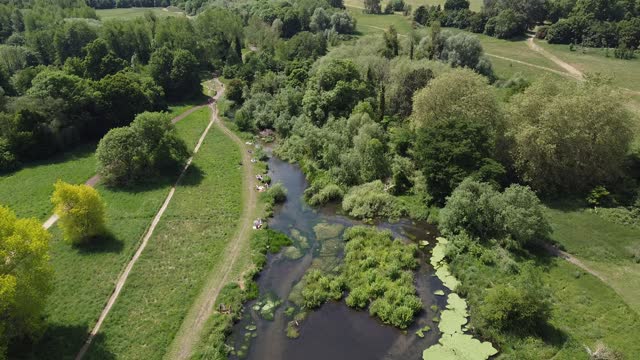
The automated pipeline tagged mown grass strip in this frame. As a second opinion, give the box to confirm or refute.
[0,144,96,220]
[10,106,210,360]
[84,122,243,359]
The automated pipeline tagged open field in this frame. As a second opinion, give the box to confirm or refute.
[9,106,210,359]
[547,205,640,315]
[545,260,640,358]
[96,7,184,20]
[535,40,640,92]
[84,116,243,359]
[0,145,96,220]
[347,8,413,35]
[345,0,483,12]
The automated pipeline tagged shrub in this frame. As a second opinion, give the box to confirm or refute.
[51,180,107,245]
[476,265,551,335]
[265,182,287,204]
[440,179,551,247]
[301,270,344,308]
[342,181,403,219]
[307,183,344,206]
[0,205,52,357]
[96,112,189,187]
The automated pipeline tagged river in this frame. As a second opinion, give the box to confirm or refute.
[229,155,445,360]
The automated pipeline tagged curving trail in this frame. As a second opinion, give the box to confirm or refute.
[74,102,214,360]
[526,37,584,80]
[42,105,206,230]
[166,79,257,360]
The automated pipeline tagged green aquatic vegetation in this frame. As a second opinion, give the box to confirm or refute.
[286,322,300,338]
[423,236,498,360]
[251,229,293,269]
[431,237,459,291]
[313,222,345,241]
[253,295,283,321]
[342,226,421,329]
[434,290,445,296]
[283,246,304,260]
[301,269,345,308]
[290,228,310,250]
[245,324,257,331]
[416,325,431,338]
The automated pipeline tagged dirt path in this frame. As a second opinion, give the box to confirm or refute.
[484,53,576,79]
[74,103,216,360]
[543,243,608,283]
[42,106,206,231]
[166,79,257,360]
[526,37,584,80]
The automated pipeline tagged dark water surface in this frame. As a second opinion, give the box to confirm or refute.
[230,156,445,360]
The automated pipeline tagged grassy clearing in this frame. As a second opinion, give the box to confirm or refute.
[85,118,244,359]
[535,40,640,92]
[347,7,413,35]
[10,107,210,360]
[547,205,640,315]
[545,259,640,359]
[96,7,184,20]
[0,145,96,220]
[344,0,483,12]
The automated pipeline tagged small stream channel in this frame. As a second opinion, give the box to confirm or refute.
[229,155,447,360]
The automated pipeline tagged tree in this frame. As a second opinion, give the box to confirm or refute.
[382,26,400,59]
[53,20,98,64]
[169,49,200,100]
[82,38,127,80]
[411,68,502,132]
[364,0,382,14]
[484,9,527,39]
[444,0,470,10]
[440,179,551,246]
[331,11,357,34]
[51,181,107,245]
[96,112,189,186]
[507,80,633,194]
[477,265,551,335]
[0,205,52,357]
[310,7,331,32]
[413,117,504,204]
[226,78,245,104]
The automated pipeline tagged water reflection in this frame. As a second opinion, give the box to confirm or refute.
[230,156,444,360]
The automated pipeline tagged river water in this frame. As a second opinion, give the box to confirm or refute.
[229,156,445,360]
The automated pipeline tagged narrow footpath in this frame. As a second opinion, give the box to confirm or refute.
[167,79,257,360]
[42,104,206,230]
[74,101,214,360]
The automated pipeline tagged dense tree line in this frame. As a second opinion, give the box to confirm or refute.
[410,0,640,56]
[0,1,245,173]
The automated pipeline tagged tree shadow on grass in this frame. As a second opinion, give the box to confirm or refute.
[102,164,204,193]
[73,232,124,255]
[178,163,205,187]
[9,324,115,360]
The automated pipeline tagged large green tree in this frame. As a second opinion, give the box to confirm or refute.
[0,205,52,357]
[51,180,107,245]
[507,79,633,194]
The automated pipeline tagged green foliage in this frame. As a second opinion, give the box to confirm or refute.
[342,181,403,219]
[440,179,551,247]
[411,68,502,132]
[306,183,344,206]
[51,180,107,245]
[507,80,633,194]
[476,265,551,335]
[251,229,293,270]
[96,112,189,186]
[484,9,527,39]
[0,205,51,358]
[413,116,504,204]
[342,226,421,328]
[301,269,345,308]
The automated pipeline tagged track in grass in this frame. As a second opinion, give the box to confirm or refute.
[166,79,258,360]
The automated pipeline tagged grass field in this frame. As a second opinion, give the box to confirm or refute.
[9,106,210,359]
[535,40,640,92]
[0,145,96,220]
[545,260,640,359]
[345,0,483,12]
[348,8,414,35]
[84,114,244,359]
[96,7,184,20]
[547,205,640,315]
